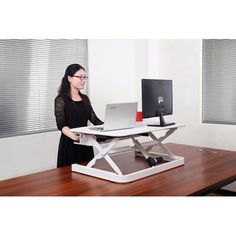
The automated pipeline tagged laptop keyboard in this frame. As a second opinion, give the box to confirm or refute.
[89,123,146,132]
[89,126,104,131]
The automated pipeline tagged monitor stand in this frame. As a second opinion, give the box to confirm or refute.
[147,113,175,127]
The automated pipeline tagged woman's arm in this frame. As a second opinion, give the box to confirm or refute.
[62,126,80,141]
[89,106,104,125]
[54,95,79,141]
[80,93,103,125]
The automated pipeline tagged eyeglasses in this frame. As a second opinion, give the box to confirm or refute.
[73,75,88,81]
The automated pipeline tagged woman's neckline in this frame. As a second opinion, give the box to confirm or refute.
[71,99,83,102]
[68,95,83,102]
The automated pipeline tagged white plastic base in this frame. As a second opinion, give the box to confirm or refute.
[72,155,184,183]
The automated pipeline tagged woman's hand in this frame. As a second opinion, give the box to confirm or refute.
[72,133,80,142]
[62,126,80,141]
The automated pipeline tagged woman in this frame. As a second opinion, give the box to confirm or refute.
[55,64,103,167]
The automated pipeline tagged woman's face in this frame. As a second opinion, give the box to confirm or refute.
[68,69,87,90]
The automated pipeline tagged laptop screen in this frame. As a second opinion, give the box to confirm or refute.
[103,102,138,131]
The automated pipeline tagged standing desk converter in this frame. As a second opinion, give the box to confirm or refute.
[71,124,185,183]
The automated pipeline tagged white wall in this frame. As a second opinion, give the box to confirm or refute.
[0,131,59,180]
[133,40,149,111]
[88,39,137,119]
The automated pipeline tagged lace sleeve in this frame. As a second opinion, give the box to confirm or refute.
[89,106,104,125]
[81,93,104,125]
[54,95,67,130]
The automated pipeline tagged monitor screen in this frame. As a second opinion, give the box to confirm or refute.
[141,79,175,127]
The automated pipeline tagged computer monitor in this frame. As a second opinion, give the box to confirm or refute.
[141,79,175,127]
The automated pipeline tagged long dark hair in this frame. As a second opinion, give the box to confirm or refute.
[59,63,85,95]
[58,64,90,105]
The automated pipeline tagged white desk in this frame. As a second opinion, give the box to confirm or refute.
[71,124,185,183]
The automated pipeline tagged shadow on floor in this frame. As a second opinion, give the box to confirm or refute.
[207,189,236,196]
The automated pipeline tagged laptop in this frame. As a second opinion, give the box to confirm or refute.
[90,102,138,132]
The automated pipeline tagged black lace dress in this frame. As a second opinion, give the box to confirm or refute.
[54,94,103,167]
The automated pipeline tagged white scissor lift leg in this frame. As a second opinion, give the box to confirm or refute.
[72,134,128,182]
[87,137,122,175]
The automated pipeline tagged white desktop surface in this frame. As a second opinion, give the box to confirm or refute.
[71,123,184,137]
